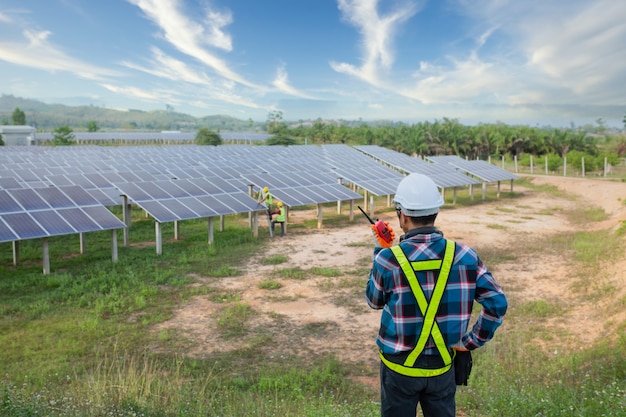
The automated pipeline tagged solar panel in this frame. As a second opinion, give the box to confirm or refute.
[46,174,75,187]
[217,193,256,213]
[114,182,153,202]
[2,212,47,239]
[427,156,519,182]
[178,197,218,217]
[138,200,179,223]
[159,199,201,221]
[153,180,191,198]
[0,190,22,213]
[84,173,113,188]
[65,173,98,188]
[169,180,206,196]
[138,182,173,200]
[355,145,480,188]
[195,195,234,216]
[0,177,22,189]
[56,208,100,233]
[59,186,100,206]
[30,210,76,235]
[0,218,19,243]
[87,188,122,206]
[81,206,124,229]
[35,187,75,208]
[9,188,51,211]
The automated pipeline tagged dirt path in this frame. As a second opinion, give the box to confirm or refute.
[154,174,626,385]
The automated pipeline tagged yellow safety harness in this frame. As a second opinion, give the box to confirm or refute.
[379,239,456,377]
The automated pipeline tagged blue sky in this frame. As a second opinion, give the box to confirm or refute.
[1,0,625,127]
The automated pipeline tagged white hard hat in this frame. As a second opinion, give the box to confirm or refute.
[393,173,443,217]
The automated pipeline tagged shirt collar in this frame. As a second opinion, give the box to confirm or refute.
[399,226,443,242]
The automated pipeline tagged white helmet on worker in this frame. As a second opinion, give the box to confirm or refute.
[393,173,443,217]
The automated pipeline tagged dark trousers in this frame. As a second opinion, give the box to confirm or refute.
[271,220,285,236]
[380,361,456,417]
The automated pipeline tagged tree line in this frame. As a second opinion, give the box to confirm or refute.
[3,102,625,171]
[266,113,626,164]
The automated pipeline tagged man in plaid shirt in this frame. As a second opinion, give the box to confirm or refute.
[366,173,508,417]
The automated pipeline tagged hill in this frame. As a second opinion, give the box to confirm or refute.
[0,94,262,132]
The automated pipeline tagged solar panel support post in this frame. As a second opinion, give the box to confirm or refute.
[482,182,486,201]
[369,194,375,219]
[337,178,343,214]
[156,222,163,256]
[111,229,118,262]
[469,184,474,201]
[510,179,514,193]
[247,184,254,228]
[80,233,86,255]
[220,215,225,232]
[349,199,355,221]
[497,182,501,199]
[208,217,214,245]
[12,241,19,266]
[317,204,323,230]
[252,212,259,237]
[174,221,180,240]
[122,196,131,247]
[42,237,50,275]
[453,187,458,205]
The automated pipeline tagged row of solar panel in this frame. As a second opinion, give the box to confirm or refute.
[426,156,519,182]
[31,132,272,141]
[0,206,126,243]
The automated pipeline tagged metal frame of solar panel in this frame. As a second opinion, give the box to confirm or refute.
[427,155,519,182]
[355,145,480,188]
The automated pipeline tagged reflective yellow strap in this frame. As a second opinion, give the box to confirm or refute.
[410,260,442,271]
[379,350,453,377]
[390,240,455,368]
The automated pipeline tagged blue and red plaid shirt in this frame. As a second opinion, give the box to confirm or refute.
[366,227,507,355]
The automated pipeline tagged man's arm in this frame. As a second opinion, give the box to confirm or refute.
[461,261,508,350]
[365,250,392,309]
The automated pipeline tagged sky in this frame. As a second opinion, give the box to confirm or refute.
[1,0,625,127]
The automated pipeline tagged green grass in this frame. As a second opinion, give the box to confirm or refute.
[1,188,626,416]
[258,279,282,290]
[261,254,288,265]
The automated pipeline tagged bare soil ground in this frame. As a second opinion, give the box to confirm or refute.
[154,175,626,389]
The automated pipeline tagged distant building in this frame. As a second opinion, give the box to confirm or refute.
[0,125,36,146]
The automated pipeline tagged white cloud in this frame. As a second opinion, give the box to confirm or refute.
[0,29,121,80]
[121,47,214,85]
[127,0,262,89]
[101,84,166,102]
[451,0,626,106]
[272,64,315,99]
[331,0,420,85]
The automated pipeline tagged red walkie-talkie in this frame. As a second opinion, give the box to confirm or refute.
[358,206,394,246]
